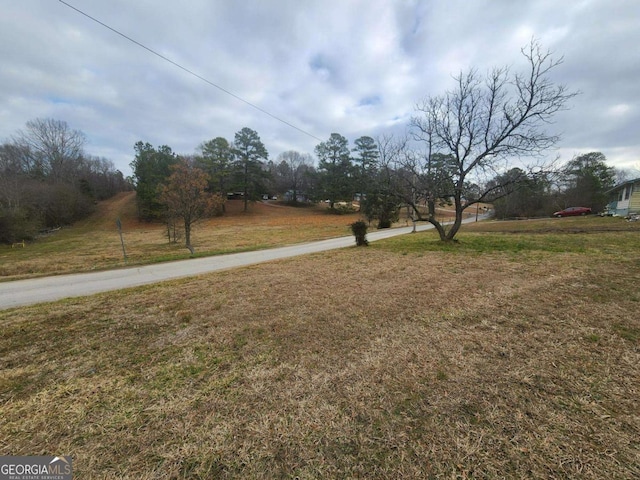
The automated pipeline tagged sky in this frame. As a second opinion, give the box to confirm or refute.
[1,0,639,177]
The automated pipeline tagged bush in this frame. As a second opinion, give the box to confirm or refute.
[362,194,400,229]
[350,220,369,246]
[0,208,40,244]
[36,184,95,228]
[377,218,392,229]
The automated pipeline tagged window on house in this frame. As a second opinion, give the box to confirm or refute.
[624,186,631,200]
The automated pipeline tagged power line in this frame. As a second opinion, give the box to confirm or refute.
[58,0,323,142]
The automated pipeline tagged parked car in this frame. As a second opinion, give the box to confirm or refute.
[553,206,592,217]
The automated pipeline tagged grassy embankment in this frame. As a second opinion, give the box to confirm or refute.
[1,195,639,478]
[0,192,365,280]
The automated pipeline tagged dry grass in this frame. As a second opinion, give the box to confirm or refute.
[0,193,365,280]
[1,219,639,478]
[0,193,461,280]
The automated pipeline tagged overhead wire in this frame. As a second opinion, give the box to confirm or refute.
[58,0,323,142]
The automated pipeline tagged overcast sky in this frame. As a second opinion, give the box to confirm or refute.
[1,0,639,177]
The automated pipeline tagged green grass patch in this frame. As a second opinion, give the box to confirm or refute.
[373,229,639,258]
[613,323,640,343]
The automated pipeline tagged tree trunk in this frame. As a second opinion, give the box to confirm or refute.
[425,198,448,241]
[243,161,249,212]
[184,220,193,254]
[444,195,464,241]
[445,215,463,241]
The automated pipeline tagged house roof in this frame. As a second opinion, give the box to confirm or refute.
[605,177,640,194]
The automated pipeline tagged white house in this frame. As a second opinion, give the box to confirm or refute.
[606,178,640,216]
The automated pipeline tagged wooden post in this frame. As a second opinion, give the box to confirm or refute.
[116,217,127,264]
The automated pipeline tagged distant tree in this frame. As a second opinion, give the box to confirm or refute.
[561,152,615,212]
[613,168,634,186]
[1,120,127,242]
[315,133,354,210]
[343,135,398,227]
[0,144,38,242]
[233,128,269,212]
[159,157,223,253]
[74,155,131,201]
[130,142,178,220]
[36,182,95,227]
[13,118,86,183]
[361,176,401,228]
[490,168,552,218]
[0,143,30,212]
[385,142,462,228]
[274,150,314,203]
[373,134,411,228]
[352,136,379,208]
[405,40,577,241]
[10,119,95,228]
[197,137,234,211]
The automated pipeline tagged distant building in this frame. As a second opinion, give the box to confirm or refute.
[283,191,310,203]
[605,178,640,216]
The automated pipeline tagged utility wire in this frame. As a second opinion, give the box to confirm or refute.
[58,0,323,142]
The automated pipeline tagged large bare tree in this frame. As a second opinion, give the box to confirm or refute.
[275,150,314,203]
[14,118,86,183]
[404,40,577,241]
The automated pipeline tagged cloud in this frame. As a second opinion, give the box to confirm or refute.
[0,0,638,175]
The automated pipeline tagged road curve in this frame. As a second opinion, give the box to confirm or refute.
[0,218,483,310]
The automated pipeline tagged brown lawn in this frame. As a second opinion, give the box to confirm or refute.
[0,193,462,280]
[1,214,639,478]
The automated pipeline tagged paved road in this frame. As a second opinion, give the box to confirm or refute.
[0,218,484,310]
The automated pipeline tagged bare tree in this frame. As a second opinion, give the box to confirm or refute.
[405,40,577,241]
[0,143,30,211]
[275,150,313,202]
[13,118,86,183]
[159,157,223,254]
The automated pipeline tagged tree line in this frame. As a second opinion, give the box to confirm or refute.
[132,92,628,250]
[489,152,623,219]
[134,127,625,252]
[130,125,397,250]
[6,41,632,247]
[0,118,131,243]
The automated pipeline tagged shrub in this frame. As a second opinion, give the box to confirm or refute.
[0,207,40,244]
[350,220,369,246]
[377,218,392,229]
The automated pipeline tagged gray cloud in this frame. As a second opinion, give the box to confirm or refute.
[1,0,638,176]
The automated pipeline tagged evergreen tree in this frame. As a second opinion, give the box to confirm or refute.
[130,142,177,220]
[232,128,269,212]
[315,133,354,210]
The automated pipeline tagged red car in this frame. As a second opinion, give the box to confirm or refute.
[553,206,592,217]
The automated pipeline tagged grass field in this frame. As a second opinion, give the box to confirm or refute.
[1,196,639,478]
[0,192,361,280]
[0,192,461,281]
